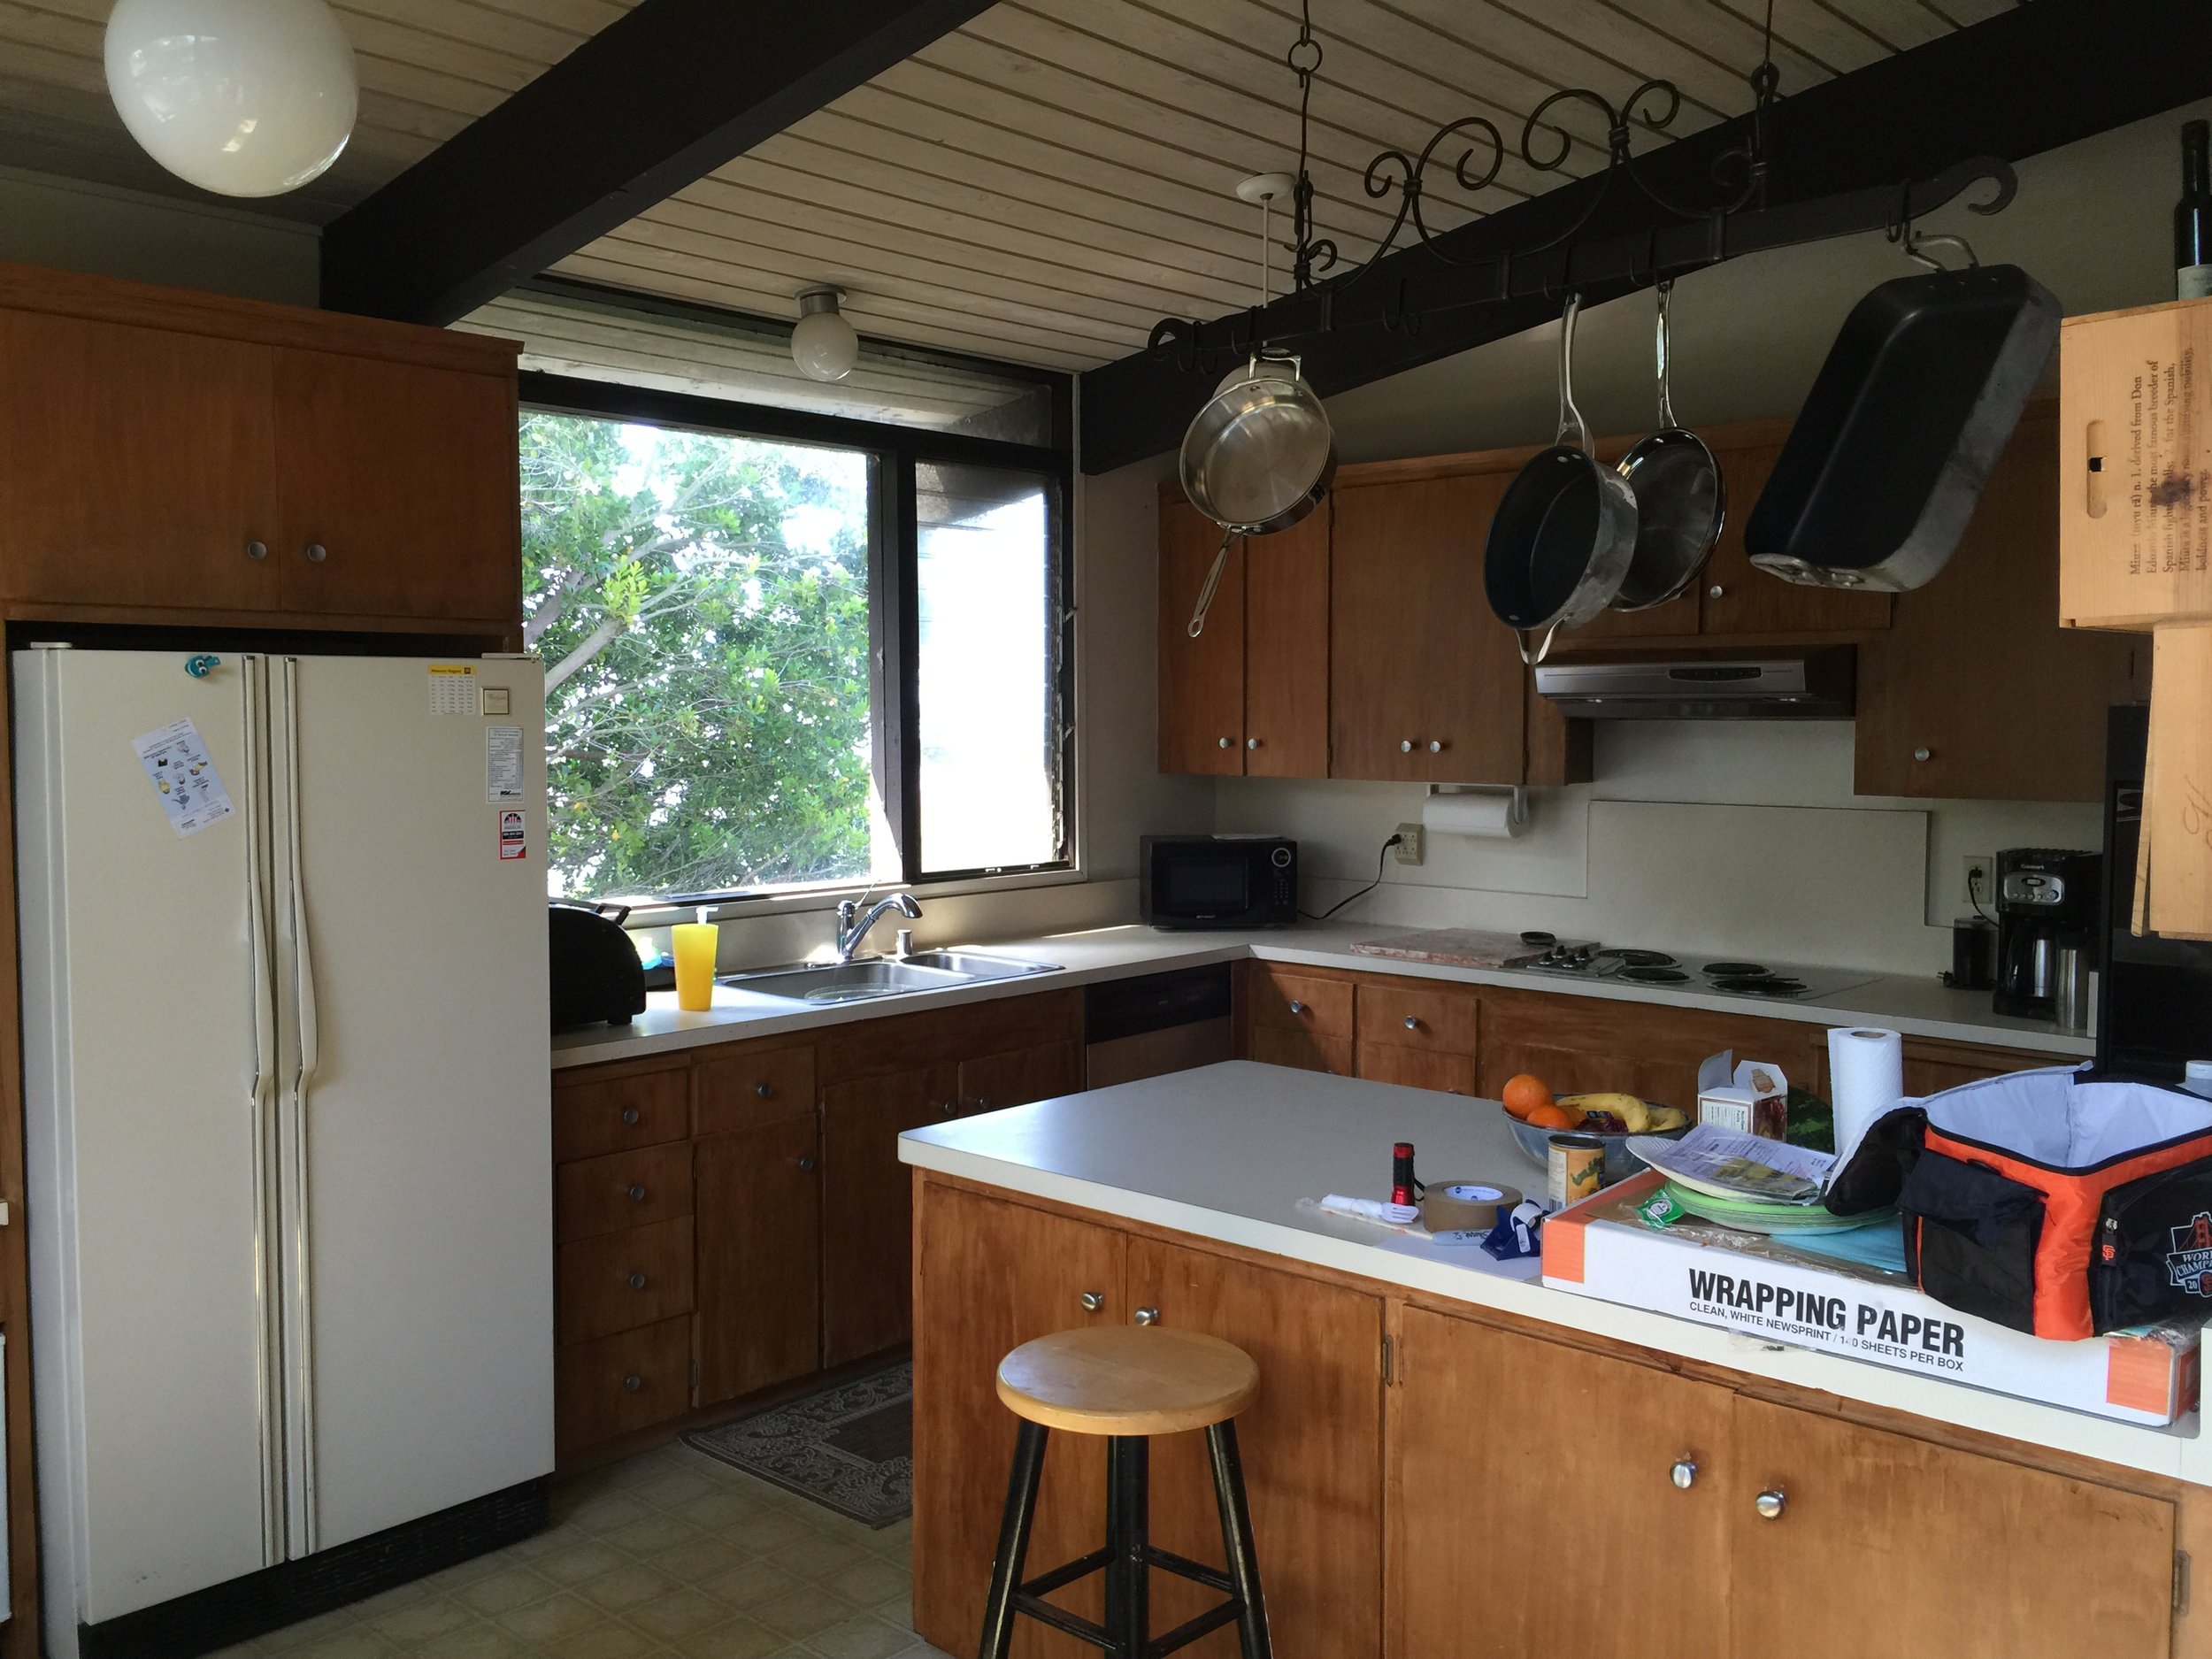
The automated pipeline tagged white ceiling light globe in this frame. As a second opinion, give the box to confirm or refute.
[105,0,359,198]
[791,287,860,383]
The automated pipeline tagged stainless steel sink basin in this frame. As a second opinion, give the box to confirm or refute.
[718,949,1062,1005]
[899,949,1061,981]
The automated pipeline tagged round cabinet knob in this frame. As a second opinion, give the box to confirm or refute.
[1428,740,1444,754]
[1399,739,1415,753]
[619,1106,640,1125]
[622,1374,643,1394]
[940,1101,957,1116]
[1218,736,1233,749]
[1403,1015,1420,1031]
[304,543,328,564]
[1708,584,1724,599]
[626,1184,647,1202]
[1133,1307,1161,1326]
[1246,737,1261,750]
[245,539,268,561]
[754,1081,774,1099]
[1913,746,1932,762]
[1079,1291,1105,1313]
[1288,1000,1307,1016]
[795,1154,817,1172]
[1671,1459,1698,1490]
[973,1096,991,1111]
[626,1271,648,1291]
[1754,1489,1786,1521]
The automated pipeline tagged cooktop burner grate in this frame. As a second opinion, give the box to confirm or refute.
[1617,965,1693,984]
[1710,975,1809,996]
[1703,961,1769,978]
[1595,949,1679,969]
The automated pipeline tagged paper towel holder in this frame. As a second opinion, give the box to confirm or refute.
[1427,784,1529,831]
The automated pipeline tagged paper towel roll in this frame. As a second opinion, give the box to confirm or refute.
[1828,1025,1904,1167]
[1422,790,1527,840]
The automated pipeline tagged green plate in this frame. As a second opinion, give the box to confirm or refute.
[1663,1180,1892,1235]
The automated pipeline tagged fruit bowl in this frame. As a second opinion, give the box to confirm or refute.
[1503,1107,1691,1184]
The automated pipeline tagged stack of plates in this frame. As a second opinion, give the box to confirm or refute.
[1663,1179,1892,1236]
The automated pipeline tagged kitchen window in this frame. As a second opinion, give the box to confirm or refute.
[520,373,1071,907]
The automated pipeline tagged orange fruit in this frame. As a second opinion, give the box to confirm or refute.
[1502,1073,1554,1120]
[1523,1104,1575,1131]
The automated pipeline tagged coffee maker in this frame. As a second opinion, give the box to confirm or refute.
[1993,848,2103,1019]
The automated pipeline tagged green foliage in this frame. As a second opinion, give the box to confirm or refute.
[519,412,878,899]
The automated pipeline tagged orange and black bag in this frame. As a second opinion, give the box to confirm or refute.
[1896,1067,2212,1340]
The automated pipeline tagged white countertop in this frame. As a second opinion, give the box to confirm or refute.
[552,921,2093,1070]
[900,1061,2204,1486]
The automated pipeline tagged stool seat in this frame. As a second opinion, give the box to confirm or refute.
[996,1326,1259,1437]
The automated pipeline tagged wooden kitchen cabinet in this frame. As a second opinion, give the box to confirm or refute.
[0,310,282,613]
[1331,470,1527,783]
[957,1039,1082,1117]
[1694,439,1893,639]
[1126,1236,1385,1659]
[557,1215,695,1347]
[1730,1395,2174,1659]
[1393,1307,1734,1659]
[1801,1030,2052,1102]
[1237,962,1354,1075]
[1157,495,1330,777]
[1353,976,1479,1094]
[913,1183,1126,1656]
[695,1111,822,1404]
[823,1063,961,1367]
[551,1054,688,1164]
[1854,411,2147,802]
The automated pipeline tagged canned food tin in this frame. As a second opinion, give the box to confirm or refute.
[1548,1133,1607,1208]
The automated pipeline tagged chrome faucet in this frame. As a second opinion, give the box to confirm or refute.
[836,893,921,964]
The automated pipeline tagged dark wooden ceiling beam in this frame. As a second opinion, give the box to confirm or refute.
[1078,0,2212,475]
[319,0,997,326]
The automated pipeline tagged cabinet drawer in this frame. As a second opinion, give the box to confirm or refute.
[558,1216,695,1346]
[1248,1025,1353,1076]
[552,1061,688,1164]
[1245,967,1354,1037]
[557,1141,692,1243]
[1356,1042,1477,1095]
[1356,982,1479,1054]
[695,1042,816,1136]
[557,1315,692,1456]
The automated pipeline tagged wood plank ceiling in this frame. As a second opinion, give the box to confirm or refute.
[0,0,2006,372]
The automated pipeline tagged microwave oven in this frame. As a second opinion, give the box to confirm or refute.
[1140,835,1298,930]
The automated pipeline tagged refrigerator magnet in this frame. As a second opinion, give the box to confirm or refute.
[131,718,234,837]
[497,809,527,861]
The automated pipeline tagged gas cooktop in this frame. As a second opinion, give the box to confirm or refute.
[1499,933,1878,1002]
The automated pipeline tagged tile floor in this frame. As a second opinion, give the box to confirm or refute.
[211,1439,952,1659]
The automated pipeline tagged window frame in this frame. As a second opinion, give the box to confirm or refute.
[518,366,1076,909]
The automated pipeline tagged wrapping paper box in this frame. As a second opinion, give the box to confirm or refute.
[1543,1171,2202,1427]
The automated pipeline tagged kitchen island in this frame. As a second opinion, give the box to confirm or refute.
[902,1062,2206,1659]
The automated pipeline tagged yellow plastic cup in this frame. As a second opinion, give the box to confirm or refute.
[672,921,718,1011]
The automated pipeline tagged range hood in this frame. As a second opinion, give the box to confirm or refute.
[1533,649,1855,719]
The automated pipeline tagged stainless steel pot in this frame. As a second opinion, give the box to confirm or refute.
[1613,280,1724,611]
[1178,353,1337,636]
[1483,294,1639,664]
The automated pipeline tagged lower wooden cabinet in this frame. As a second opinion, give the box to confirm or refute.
[557,1216,695,1347]
[556,1315,693,1458]
[823,1063,963,1368]
[695,1112,821,1405]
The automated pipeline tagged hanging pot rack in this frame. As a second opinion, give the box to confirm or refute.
[1146,4,2023,377]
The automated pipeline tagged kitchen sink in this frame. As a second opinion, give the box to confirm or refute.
[718,950,1062,1005]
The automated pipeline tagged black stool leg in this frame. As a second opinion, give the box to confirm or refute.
[1103,1434,1151,1659]
[979,1420,1049,1659]
[1205,1421,1272,1659]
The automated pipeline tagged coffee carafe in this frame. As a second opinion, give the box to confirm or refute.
[1993,848,2102,1019]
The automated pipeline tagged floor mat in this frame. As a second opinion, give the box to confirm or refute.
[684,1362,912,1529]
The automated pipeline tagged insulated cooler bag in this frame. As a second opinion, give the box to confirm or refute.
[1897,1067,2212,1340]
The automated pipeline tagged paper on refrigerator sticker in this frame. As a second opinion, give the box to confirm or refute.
[497,810,527,861]
[485,726,525,803]
[427,664,478,715]
[131,718,234,837]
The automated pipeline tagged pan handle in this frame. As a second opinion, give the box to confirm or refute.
[1187,529,1236,638]
[1654,280,1677,431]
[1555,292,1590,454]
[1517,623,1562,666]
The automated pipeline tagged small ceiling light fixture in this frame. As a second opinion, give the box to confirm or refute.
[791,285,860,382]
[105,0,358,197]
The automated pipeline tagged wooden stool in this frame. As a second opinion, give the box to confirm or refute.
[979,1325,1271,1659]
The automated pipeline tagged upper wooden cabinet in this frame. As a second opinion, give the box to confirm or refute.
[0,261,520,634]
[1854,411,2147,801]
[1331,469,1528,783]
[1157,496,1329,777]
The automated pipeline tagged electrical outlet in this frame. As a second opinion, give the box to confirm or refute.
[1962,854,1993,909]
[1394,823,1425,866]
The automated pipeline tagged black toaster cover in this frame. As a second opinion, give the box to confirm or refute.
[549,902,648,1031]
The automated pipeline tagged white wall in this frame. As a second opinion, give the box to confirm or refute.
[0,165,318,303]
[1194,103,2212,975]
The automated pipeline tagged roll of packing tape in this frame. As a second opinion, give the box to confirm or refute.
[1423,1181,1522,1232]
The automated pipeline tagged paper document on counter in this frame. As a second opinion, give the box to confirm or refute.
[1629,1125,1835,1205]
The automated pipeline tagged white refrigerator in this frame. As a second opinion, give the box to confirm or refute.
[14,648,553,1652]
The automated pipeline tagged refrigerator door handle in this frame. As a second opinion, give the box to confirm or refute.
[241,655,285,1564]
[280,657,320,1554]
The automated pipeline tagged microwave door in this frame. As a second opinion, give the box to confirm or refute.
[1160,854,1251,920]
